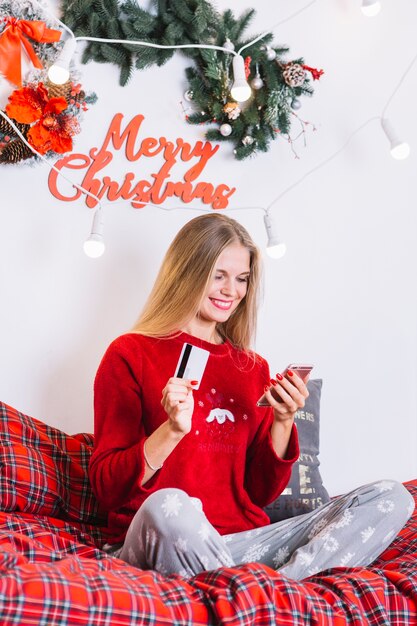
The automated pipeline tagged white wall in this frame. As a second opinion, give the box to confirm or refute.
[0,0,416,496]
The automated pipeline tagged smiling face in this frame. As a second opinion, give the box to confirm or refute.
[184,242,251,342]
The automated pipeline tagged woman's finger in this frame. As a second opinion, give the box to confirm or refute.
[264,378,305,412]
[276,371,309,400]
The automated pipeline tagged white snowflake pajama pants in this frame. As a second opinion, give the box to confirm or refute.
[116,480,414,580]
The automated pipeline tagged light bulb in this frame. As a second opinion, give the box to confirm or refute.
[266,242,287,259]
[380,118,410,161]
[361,0,381,16]
[230,55,252,103]
[47,64,70,85]
[47,37,77,85]
[263,212,286,259]
[84,236,105,258]
[84,209,105,258]
[390,142,410,160]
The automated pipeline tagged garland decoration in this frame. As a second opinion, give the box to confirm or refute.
[0,1,96,165]
[61,0,323,160]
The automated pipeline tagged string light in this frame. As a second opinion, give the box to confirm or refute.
[45,33,254,109]
[4,0,415,259]
[84,209,105,258]
[47,37,77,84]
[0,111,103,259]
[361,0,382,17]
[380,118,410,160]
[263,212,287,259]
[230,55,252,102]
[47,34,238,85]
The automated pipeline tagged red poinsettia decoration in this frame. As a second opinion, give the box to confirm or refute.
[5,82,79,154]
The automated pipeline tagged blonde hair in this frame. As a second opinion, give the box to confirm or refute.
[132,213,262,350]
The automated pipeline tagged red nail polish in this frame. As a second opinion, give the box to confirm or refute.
[287,370,294,377]
[190,380,199,386]
[275,373,283,381]
[269,378,276,385]
[264,384,269,392]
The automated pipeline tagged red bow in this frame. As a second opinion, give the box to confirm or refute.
[0,17,61,86]
[302,65,324,81]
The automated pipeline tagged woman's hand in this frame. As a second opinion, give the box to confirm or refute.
[263,370,309,423]
[161,377,196,435]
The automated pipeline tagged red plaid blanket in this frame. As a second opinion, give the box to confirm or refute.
[0,481,416,625]
[0,402,416,624]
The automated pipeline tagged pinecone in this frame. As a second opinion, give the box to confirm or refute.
[46,80,72,102]
[282,63,306,88]
[73,89,86,105]
[0,139,34,163]
[0,114,29,137]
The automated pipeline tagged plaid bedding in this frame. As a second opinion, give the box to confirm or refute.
[0,403,106,526]
[0,483,416,625]
[0,401,416,625]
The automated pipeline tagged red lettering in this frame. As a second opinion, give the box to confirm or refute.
[211,184,237,210]
[49,113,236,211]
[100,113,145,161]
[48,154,90,201]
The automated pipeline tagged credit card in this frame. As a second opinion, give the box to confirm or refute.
[174,343,210,390]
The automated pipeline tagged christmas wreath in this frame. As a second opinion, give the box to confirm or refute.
[62,0,323,160]
[0,0,96,165]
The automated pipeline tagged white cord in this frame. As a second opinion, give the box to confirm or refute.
[5,1,416,228]
[267,117,380,210]
[0,110,102,209]
[382,49,417,118]
[31,0,75,38]
[74,36,237,57]
[33,0,317,60]
[237,0,318,55]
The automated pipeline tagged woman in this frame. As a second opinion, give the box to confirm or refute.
[90,213,414,579]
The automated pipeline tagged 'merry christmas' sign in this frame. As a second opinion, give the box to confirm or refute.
[48,113,236,210]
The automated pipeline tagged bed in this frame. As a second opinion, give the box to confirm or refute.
[0,399,416,625]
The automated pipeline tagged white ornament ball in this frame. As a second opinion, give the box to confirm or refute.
[251,76,264,90]
[184,89,194,102]
[291,98,302,110]
[220,123,232,137]
[266,47,276,61]
[223,39,235,51]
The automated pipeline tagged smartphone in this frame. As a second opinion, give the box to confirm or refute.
[256,363,314,407]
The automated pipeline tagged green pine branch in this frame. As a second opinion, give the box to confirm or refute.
[60,0,318,160]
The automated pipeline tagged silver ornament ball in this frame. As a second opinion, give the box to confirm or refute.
[220,123,232,137]
[223,39,235,51]
[184,89,194,102]
[291,98,302,110]
[242,135,254,146]
[266,47,276,61]
[251,76,264,90]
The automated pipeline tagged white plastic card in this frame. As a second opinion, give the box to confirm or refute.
[174,343,210,389]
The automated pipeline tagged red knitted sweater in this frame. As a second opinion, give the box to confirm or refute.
[89,332,299,544]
